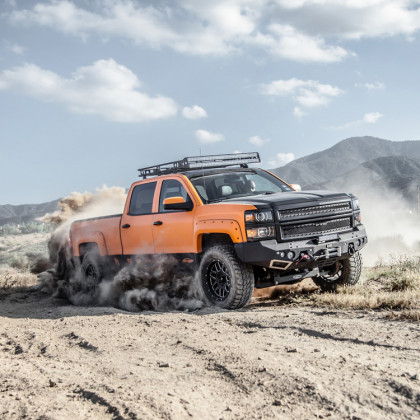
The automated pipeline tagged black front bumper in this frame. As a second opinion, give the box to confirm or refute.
[234,226,367,270]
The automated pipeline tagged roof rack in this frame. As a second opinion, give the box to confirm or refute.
[138,152,260,178]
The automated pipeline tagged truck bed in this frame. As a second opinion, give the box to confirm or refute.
[71,214,123,257]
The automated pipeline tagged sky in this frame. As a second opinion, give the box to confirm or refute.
[1,0,420,205]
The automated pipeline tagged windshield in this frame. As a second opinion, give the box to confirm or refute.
[190,170,293,203]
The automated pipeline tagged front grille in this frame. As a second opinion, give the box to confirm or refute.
[279,201,351,220]
[281,217,352,239]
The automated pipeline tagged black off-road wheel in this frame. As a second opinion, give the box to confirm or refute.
[80,253,103,293]
[313,252,362,292]
[199,245,255,309]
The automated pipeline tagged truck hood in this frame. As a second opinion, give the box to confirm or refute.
[220,190,353,208]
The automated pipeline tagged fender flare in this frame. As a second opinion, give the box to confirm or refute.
[75,231,108,257]
[194,219,244,253]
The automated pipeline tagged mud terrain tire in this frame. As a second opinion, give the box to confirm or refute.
[199,245,255,309]
[313,252,362,292]
[80,253,103,292]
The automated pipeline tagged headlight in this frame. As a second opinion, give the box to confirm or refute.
[245,210,275,241]
[352,199,361,225]
[245,210,273,223]
[246,226,275,240]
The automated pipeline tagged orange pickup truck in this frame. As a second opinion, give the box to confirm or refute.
[70,152,367,309]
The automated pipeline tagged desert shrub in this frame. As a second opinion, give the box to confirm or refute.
[0,222,54,236]
[0,267,38,295]
[9,255,30,271]
[259,255,420,321]
[19,222,42,234]
[0,224,20,235]
[368,255,420,291]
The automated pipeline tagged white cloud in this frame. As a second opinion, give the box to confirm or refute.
[330,111,384,130]
[7,0,352,62]
[261,78,343,116]
[252,24,351,63]
[9,1,420,62]
[293,107,306,119]
[8,43,25,55]
[363,111,383,123]
[195,129,225,145]
[0,59,178,122]
[249,135,269,147]
[356,81,385,90]
[9,0,242,56]
[268,152,295,168]
[182,105,207,119]
[273,0,420,40]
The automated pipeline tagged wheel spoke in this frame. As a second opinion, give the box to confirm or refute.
[206,259,231,300]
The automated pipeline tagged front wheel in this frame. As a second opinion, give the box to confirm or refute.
[199,245,255,309]
[313,252,362,292]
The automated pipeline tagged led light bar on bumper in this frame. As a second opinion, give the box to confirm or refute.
[245,210,275,241]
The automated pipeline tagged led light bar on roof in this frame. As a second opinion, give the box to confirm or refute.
[138,152,260,178]
[186,152,260,168]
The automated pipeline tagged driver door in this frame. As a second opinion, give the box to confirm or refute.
[153,178,196,254]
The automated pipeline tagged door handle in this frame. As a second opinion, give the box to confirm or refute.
[153,221,163,226]
[122,224,131,228]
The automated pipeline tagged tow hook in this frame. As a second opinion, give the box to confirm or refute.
[348,243,355,255]
[298,253,312,263]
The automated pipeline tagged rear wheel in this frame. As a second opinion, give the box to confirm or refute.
[80,253,103,292]
[199,245,254,309]
[313,252,362,292]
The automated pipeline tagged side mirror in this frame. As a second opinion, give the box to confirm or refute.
[163,196,193,211]
[290,184,302,192]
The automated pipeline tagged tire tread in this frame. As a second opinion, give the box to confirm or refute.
[200,245,254,309]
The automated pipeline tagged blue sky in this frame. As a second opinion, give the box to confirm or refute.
[1,0,420,204]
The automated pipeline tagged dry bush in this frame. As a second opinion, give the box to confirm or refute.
[9,255,30,271]
[309,255,420,321]
[368,255,420,291]
[0,267,38,297]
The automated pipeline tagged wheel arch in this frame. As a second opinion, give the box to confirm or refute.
[75,231,108,258]
[79,242,101,260]
[195,219,245,253]
[201,233,234,253]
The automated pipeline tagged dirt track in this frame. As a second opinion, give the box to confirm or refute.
[0,286,419,420]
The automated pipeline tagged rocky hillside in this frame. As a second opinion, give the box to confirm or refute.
[0,199,60,226]
[272,136,420,205]
[272,136,420,187]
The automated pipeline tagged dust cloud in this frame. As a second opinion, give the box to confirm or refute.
[328,181,420,266]
[38,186,205,312]
[41,186,126,266]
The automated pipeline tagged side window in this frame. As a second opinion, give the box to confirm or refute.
[159,179,192,212]
[129,182,157,215]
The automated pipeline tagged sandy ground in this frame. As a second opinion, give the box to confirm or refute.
[0,282,419,420]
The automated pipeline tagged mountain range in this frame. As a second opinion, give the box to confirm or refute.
[272,136,420,205]
[1,136,420,226]
[0,199,60,226]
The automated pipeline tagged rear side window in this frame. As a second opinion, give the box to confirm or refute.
[129,182,157,215]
